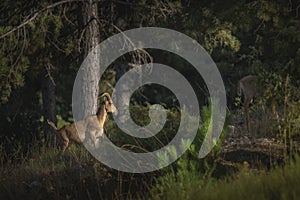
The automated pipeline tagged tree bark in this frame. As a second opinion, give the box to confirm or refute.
[77,0,100,119]
[42,67,57,148]
[82,0,100,58]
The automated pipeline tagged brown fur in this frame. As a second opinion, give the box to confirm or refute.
[47,119,83,152]
[237,75,263,132]
[47,92,117,153]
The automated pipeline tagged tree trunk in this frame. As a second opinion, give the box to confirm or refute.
[82,0,100,58]
[42,67,57,148]
[77,0,100,119]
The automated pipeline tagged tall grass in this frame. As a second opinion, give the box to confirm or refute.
[0,144,157,200]
[147,156,300,200]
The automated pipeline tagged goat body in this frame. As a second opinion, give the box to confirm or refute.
[47,119,86,152]
[47,92,117,153]
[237,75,263,132]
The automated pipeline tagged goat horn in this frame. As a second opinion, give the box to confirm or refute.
[99,92,112,100]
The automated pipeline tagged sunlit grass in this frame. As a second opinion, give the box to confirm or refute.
[147,156,300,200]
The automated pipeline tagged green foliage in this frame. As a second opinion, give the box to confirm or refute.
[144,104,227,198]
[108,104,181,153]
[0,36,30,102]
[39,114,69,128]
[0,0,79,104]
[241,69,300,144]
[147,156,300,200]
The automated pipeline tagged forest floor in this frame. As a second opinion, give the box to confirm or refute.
[1,120,300,199]
[220,133,300,171]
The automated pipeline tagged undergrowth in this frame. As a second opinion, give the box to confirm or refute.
[1,104,300,199]
[0,145,155,199]
[146,156,300,200]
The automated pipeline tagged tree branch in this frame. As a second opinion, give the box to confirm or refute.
[0,0,85,39]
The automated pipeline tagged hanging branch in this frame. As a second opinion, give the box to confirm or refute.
[0,0,85,39]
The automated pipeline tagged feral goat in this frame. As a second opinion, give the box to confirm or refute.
[237,75,262,132]
[47,92,117,153]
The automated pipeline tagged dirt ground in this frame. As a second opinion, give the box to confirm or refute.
[220,132,300,170]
